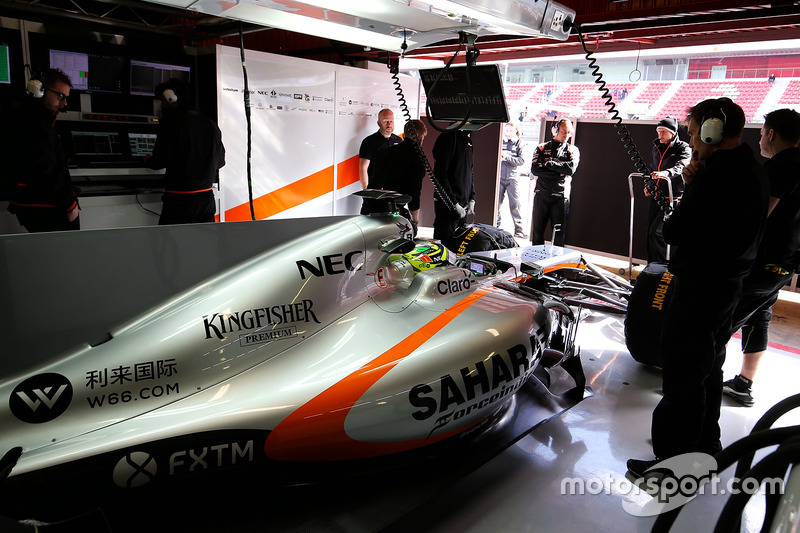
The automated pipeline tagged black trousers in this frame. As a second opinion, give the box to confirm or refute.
[646,199,668,263]
[159,191,216,225]
[652,275,742,459]
[731,267,793,353]
[433,199,466,241]
[531,191,567,246]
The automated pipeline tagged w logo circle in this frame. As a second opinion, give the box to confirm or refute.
[113,451,158,488]
[10,373,73,423]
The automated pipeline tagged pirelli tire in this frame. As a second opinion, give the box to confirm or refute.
[624,261,673,368]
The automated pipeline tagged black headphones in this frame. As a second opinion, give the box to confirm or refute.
[26,69,45,99]
[700,108,727,145]
[551,117,571,137]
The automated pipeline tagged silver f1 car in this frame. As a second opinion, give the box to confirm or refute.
[0,199,629,524]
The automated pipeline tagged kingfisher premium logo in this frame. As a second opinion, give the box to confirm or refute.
[10,373,74,423]
[202,299,321,340]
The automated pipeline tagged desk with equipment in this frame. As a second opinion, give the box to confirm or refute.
[55,113,166,230]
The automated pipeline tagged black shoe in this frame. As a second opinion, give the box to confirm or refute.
[626,458,661,480]
[723,375,754,407]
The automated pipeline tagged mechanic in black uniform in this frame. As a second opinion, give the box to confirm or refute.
[497,122,528,238]
[361,119,427,235]
[628,98,769,477]
[145,78,225,225]
[645,116,691,263]
[358,108,402,189]
[723,108,800,407]
[432,127,475,241]
[1,68,80,232]
[530,117,580,247]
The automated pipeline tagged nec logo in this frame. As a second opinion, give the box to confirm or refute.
[296,251,362,280]
[10,373,74,423]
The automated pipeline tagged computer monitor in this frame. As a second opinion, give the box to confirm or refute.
[128,132,157,157]
[70,131,123,156]
[49,49,89,91]
[0,44,10,84]
[419,64,510,125]
[48,49,124,93]
[130,59,191,96]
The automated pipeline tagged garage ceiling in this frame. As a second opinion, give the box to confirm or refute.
[0,0,798,63]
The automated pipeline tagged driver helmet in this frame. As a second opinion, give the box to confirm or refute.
[402,243,449,272]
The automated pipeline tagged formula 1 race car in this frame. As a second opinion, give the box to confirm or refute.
[0,198,629,526]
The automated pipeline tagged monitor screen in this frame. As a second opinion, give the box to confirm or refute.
[49,49,89,91]
[130,59,191,96]
[0,44,10,84]
[87,54,124,93]
[70,131,123,156]
[49,49,124,93]
[419,64,509,124]
[128,132,157,157]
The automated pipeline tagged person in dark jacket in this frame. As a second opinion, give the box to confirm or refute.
[628,98,769,478]
[432,128,475,241]
[723,108,800,407]
[497,122,527,238]
[145,78,225,225]
[645,116,691,263]
[530,118,580,247]
[1,68,80,232]
[362,119,427,235]
[358,108,402,189]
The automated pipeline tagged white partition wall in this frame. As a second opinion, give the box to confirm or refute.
[216,45,420,222]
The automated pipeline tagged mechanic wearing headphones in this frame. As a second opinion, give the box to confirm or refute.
[0,67,80,232]
[645,116,691,263]
[530,117,580,247]
[145,78,225,225]
[628,98,769,478]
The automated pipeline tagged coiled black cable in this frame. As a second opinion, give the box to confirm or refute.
[572,23,673,215]
[387,45,459,214]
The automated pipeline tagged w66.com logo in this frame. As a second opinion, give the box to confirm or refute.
[560,453,784,517]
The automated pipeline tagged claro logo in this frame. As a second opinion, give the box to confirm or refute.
[10,373,74,423]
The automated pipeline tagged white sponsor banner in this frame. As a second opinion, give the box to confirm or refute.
[215,45,420,221]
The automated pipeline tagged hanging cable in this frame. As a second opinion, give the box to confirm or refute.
[570,22,673,215]
[388,33,458,214]
[239,22,256,221]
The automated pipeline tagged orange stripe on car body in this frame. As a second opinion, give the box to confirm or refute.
[265,286,496,461]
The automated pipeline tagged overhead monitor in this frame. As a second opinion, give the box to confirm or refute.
[0,44,10,84]
[419,64,510,125]
[130,59,191,96]
[49,49,89,91]
[86,54,124,93]
[48,49,124,93]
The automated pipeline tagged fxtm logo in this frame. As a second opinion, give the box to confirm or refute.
[10,373,74,423]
